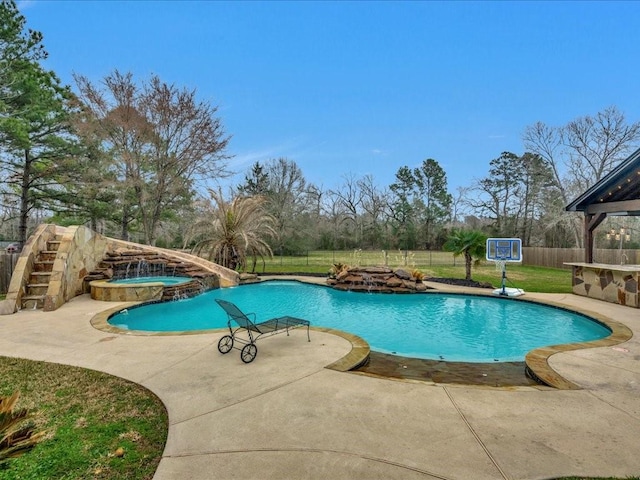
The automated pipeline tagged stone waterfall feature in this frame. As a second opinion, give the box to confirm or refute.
[85,248,219,302]
[327,266,430,293]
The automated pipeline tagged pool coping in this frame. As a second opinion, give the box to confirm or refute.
[519,297,633,389]
[89,277,634,390]
[90,304,372,373]
[420,286,634,389]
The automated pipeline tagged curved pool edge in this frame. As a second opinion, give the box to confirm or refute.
[520,299,633,390]
[314,327,371,372]
[286,276,635,389]
[90,304,371,371]
[412,287,634,390]
[89,277,634,390]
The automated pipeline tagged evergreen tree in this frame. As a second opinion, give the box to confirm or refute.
[0,0,79,246]
[413,158,453,249]
[389,166,417,250]
[237,161,270,196]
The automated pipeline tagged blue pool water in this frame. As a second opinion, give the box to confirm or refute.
[109,276,192,286]
[108,281,611,363]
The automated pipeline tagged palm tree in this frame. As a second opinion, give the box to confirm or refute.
[443,229,487,281]
[189,190,277,271]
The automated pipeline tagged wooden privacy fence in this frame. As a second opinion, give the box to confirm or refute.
[522,247,639,269]
[0,253,18,295]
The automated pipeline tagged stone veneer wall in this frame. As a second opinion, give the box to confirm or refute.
[90,281,165,303]
[327,266,429,293]
[571,265,639,308]
[45,226,108,311]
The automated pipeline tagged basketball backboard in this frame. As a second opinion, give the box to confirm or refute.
[486,238,522,262]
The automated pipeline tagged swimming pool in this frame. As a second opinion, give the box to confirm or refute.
[109,276,192,286]
[108,281,611,363]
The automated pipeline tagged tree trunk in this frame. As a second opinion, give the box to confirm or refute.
[19,149,32,247]
[464,251,472,280]
[120,204,130,241]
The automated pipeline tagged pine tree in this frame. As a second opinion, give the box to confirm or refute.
[0,0,79,245]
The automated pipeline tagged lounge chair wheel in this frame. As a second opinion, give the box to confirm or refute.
[241,344,257,363]
[218,335,233,354]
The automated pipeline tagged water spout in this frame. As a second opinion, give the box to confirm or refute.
[136,260,149,278]
[362,273,373,293]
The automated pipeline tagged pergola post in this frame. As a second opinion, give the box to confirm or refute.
[584,212,607,263]
[584,215,593,263]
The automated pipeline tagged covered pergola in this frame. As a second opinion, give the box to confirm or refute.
[566,147,640,263]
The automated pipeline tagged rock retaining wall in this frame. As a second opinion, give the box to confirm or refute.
[86,248,220,301]
[327,266,429,293]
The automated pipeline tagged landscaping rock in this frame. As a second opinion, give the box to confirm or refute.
[385,277,403,288]
[328,266,431,294]
[395,269,412,280]
[362,266,393,274]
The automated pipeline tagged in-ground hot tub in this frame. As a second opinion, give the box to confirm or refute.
[110,276,192,286]
[90,276,202,302]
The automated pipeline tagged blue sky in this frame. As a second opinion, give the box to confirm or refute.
[18,1,640,194]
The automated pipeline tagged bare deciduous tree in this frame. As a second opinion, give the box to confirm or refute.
[523,106,640,247]
[564,106,640,192]
[74,70,231,244]
[330,173,363,244]
[357,174,389,248]
[250,158,316,254]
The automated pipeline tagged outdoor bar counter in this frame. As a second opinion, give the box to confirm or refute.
[565,262,640,308]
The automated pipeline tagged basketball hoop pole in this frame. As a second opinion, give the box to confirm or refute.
[500,262,507,296]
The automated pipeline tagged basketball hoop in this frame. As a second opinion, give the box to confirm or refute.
[494,259,507,273]
[486,238,524,297]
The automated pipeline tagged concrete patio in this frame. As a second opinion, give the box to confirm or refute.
[0,286,638,480]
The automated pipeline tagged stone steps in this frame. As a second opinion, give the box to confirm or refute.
[30,271,52,284]
[21,234,63,310]
[21,295,45,310]
[33,260,54,272]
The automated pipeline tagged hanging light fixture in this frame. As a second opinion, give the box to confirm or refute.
[607,226,632,265]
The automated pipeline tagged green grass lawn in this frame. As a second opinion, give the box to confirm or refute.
[0,357,167,480]
[257,250,573,293]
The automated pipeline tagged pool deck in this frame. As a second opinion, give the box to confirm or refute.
[1,279,639,479]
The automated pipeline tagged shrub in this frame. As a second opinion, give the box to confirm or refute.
[328,263,349,278]
[0,391,46,466]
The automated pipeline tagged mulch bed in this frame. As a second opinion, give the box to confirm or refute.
[426,277,494,289]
